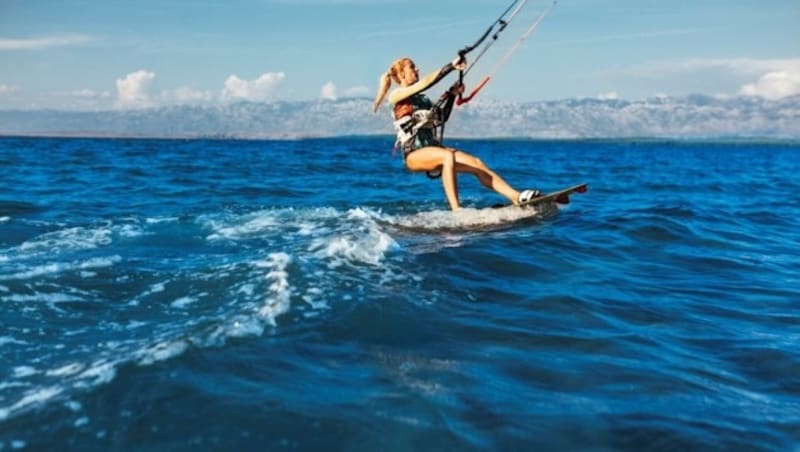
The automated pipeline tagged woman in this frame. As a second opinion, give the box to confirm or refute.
[372,56,538,211]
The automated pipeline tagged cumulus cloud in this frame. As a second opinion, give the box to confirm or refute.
[221,72,285,102]
[0,34,90,50]
[739,70,800,100]
[116,70,156,109]
[320,81,337,100]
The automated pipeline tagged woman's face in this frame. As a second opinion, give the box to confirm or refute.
[399,60,419,86]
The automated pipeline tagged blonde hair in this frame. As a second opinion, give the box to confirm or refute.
[372,57,413,113]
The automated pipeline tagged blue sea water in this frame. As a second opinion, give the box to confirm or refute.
[0,136,798,451]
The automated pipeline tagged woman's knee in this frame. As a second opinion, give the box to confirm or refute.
[406,147,449,171]
[442,150,456,168]
[455,151,487,170]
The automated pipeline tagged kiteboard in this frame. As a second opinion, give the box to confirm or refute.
[495,183,589,209]
[382,183,588,234]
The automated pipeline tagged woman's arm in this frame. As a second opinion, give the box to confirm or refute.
[388,62,456,105]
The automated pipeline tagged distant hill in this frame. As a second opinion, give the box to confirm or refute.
[1,95,798,139]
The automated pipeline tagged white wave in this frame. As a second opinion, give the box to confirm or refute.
[170,296,197,308]
[203,207,344,241]
[12,366,37,378]
[126,320,148,329]
[4,222,147,263]
[0,251,299,423]
[1,293,84,304]
[309,208,398,267]
[3,337,186,422]
[0,249,292,415]
[137,340,189,366]
[0,216,9,223]
[206,213,280,240]
[118,224,145,238]
[145,216,178,224]
[45,363,84,377]
[74,416,90,427]
[74,361,117,388]
[314,233,394,267]
[295,221,319,236]
[256,252,292,326]
[223,316,268,339]
[19,226,113,253]
[0,336,27,347]
[0,255,121,281]
[0,207,411,424]
[0,382,29,391]
[0,386,63,422]
[129,281,167,306]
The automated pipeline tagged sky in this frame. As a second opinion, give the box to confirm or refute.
[0,0,798,110]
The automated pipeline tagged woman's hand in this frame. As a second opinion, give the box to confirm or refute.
[452,55,467,71]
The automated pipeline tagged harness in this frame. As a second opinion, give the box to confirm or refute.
[392,88,458,156]
[393,109,435,155]
[391,89,458,179]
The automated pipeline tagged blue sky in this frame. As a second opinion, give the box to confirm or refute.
[1,0,798,110]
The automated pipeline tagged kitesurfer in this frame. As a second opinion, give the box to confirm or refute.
[372,56,539,211]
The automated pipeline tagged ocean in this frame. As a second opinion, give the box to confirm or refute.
[0,136,798,451]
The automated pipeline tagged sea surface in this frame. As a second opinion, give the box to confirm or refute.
[0,136,798,451]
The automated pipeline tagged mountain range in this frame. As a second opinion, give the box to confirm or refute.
[1,95,798,139]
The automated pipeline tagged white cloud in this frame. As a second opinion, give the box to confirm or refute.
[0,34,90,50]
[739,70,800,100]
[320,81,337,100]
[116,70,156,109]
[221,72,285,102]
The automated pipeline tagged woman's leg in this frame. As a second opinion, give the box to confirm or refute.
[405,146,460,210]
[452,150,520,203]
[405,146,523,209]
